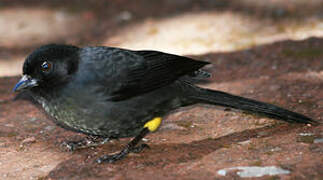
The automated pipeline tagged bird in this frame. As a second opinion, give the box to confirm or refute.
[13,44,317,163]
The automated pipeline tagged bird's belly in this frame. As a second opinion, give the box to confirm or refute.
[35,84,184,138]
[37,96,147,137]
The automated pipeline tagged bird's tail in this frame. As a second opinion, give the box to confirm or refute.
[188,86,318,125]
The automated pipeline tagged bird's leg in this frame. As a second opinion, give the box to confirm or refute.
[62,135,110,151]
[131,143,150,153]
[96,117,162,163]
[96,128,150,163]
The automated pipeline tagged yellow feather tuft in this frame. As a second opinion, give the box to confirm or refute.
[144,117,162,132]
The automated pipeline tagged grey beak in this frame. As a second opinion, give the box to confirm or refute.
[13,75,39,92]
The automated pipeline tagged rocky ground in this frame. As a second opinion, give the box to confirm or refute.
[0,0,322,179]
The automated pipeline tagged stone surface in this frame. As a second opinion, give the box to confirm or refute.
[217,166,290,178]
[0,0,322,179]
[1,38,322,179]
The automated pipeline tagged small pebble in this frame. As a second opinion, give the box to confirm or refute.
[116,11,132,21]
[22,137,36,144]
[217,166,290,177]
[160,123,185,130]
[314,138,323,143]
[299,133,314,136]
[29,117,37,122]
[238,140,251,145]
[44,126,55,131]
[271,147,282,152]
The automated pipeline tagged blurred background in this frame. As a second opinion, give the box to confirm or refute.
[1,0,323,76]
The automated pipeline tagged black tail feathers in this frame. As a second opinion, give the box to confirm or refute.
[189,87,318,125]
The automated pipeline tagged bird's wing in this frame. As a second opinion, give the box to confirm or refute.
[99,49,209,101]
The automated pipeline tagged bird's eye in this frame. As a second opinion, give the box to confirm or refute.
[41,61,52,72]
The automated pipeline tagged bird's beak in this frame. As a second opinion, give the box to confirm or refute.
[13,75,39,92]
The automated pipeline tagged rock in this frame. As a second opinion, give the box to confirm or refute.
[238,140,251,145]
[22,137,36,144]
[314,138,323,143]
[160,123,186,130]
[29,117,38,122]
[299,133,314,136]
[116,11,132,22]
[4,124,14,127]
[217,166,290,178]
[44,126,55,131]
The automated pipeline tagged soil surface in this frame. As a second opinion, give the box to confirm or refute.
[0,0,322,180]
[1,38,322,180]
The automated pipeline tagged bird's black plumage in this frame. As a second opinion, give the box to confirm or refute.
[14,44,317,163]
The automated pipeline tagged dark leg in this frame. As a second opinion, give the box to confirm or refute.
[131,143,150,153]
[96,128,150,163]
[61,136,110,151]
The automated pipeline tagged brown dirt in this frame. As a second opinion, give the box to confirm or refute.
[0,0,323,179]
[1,38,322,179]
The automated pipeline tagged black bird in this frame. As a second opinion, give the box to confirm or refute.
[14,44,317,163]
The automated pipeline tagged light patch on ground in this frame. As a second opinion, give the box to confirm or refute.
[106,11,323,55]
[217,166,290,177]
[1,9,323,77]
[0,8,85,48]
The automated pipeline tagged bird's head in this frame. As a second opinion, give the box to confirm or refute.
[13,44,80,92]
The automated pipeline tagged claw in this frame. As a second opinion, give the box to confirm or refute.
[61,136,110,151]
[61,141,81,151]
[96,154,122,163]
[96,128,150,163]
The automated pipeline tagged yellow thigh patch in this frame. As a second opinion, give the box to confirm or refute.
[144,117,162,132]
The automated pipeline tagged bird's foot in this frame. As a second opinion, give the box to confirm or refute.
[96,151,127,163]
[61,136,110,151]
[96,143,150,163]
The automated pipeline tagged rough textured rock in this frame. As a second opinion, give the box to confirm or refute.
[1,38,322,179]
[0,0,322,179]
